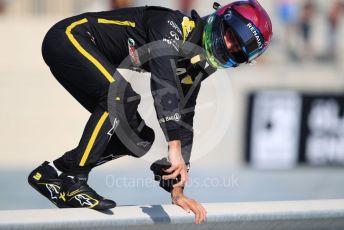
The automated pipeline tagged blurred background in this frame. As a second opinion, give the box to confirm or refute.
[0,0,344,210]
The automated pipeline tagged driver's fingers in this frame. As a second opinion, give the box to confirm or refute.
[163,168,181,180]
[189,202,202,224]
[191,201,206,224]
[173,168,188,187]
[197,203,207,223]
[163,165,178,173]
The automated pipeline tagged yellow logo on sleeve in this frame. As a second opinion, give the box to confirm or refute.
[181,17,195,42]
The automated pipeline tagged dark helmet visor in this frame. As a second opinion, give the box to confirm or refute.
[223,9,265,62]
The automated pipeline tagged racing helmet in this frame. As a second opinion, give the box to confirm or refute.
[203,0,273,68]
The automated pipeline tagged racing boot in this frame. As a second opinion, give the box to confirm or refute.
[57,174,116,210]
[28,161,66,208]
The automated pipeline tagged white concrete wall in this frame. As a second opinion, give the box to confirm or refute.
[1,200,344,230]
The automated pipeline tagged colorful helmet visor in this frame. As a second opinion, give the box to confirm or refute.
[203,4,266,68]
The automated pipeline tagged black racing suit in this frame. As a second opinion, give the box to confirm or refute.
[42,6,216,191]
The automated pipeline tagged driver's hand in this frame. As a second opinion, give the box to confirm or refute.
[171,187,207,224]
[163,140,188,188]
